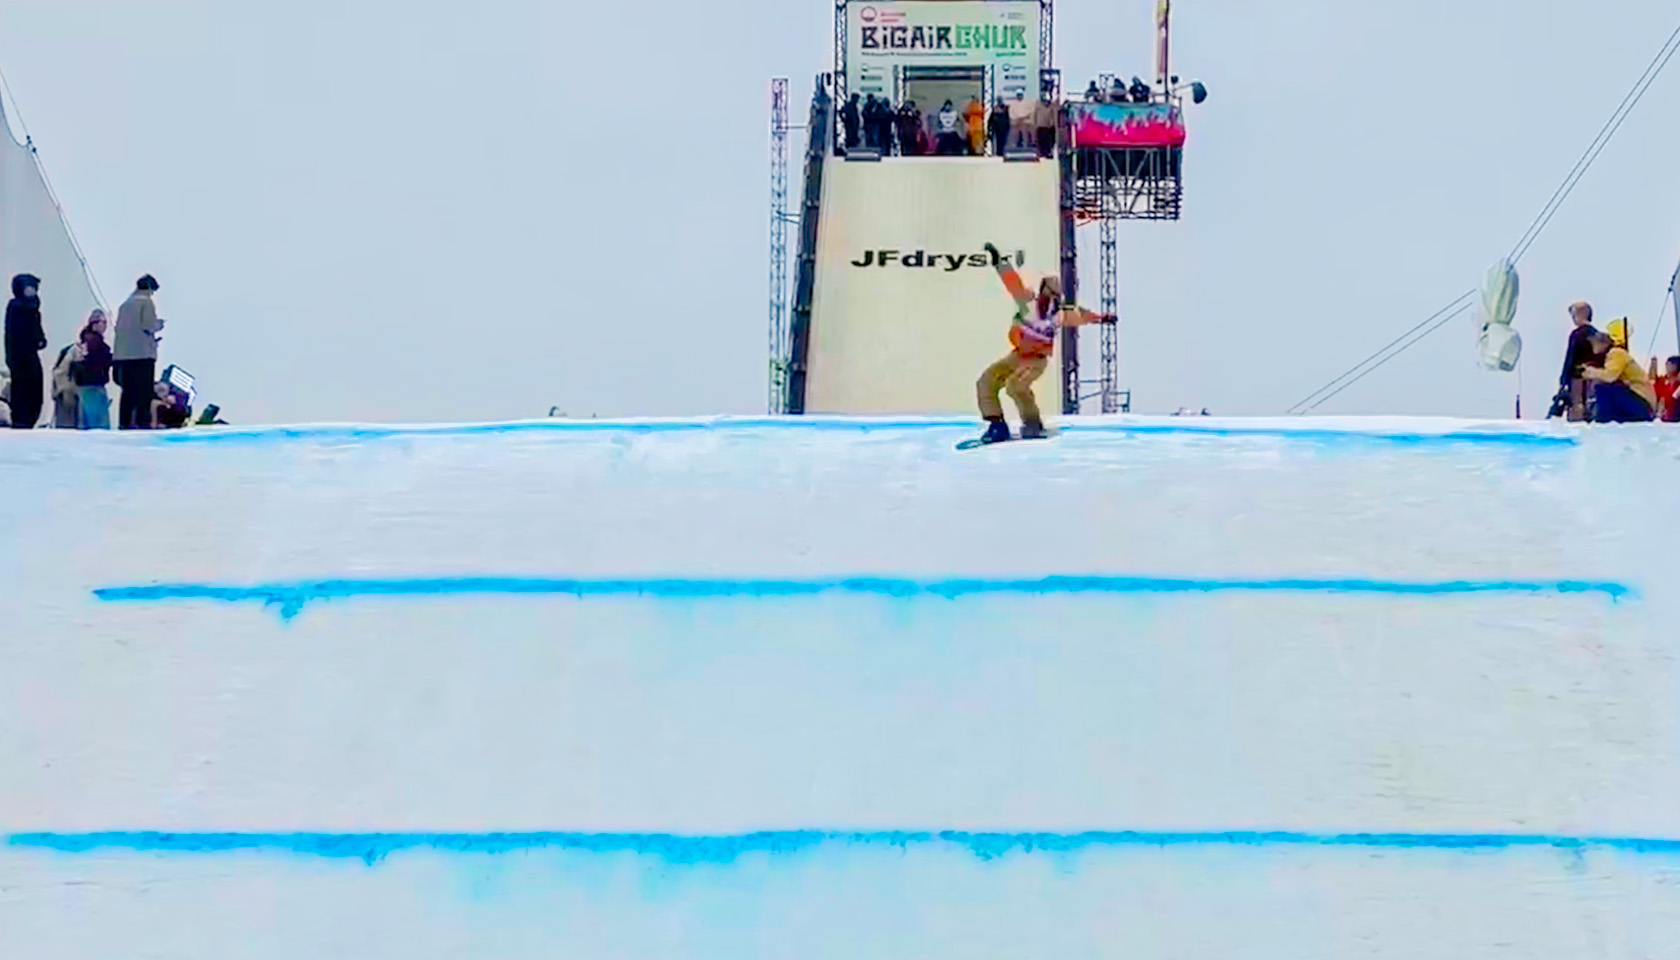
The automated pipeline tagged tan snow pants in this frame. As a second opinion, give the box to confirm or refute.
[977,352,1048,423]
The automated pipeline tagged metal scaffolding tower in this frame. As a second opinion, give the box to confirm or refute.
[1097,216,1120,414]
[1063,61,1186,414]
[767,78,791,414]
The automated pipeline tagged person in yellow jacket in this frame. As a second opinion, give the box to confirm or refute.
[1580,329,1655,423]
[968,243,1114,445]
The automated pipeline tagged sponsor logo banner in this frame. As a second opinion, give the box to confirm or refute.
[847,1,1041,102]
[850,248,1025,271]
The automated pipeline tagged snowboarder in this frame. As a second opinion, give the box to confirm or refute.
[968,243,1113,446]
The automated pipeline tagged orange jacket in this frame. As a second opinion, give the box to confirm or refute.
[995,261,1105,358]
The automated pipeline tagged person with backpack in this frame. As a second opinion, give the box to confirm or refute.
[113,274,163,429]
[70,309,113,429]
[50,339,79,428]
[3,273,46,429]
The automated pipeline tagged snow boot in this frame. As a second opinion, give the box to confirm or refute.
[980,418,1012,444]
[1019,419,1049,440]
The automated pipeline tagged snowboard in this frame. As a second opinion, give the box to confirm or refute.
[955,430,1056,451]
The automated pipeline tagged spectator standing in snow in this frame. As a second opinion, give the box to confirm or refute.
[71,309,113,430]
[1649,356,1679,423]
[988,98,1009,157]
[50,340,79,428]
[3,273,46,429]
[1556,300,1600,421]
[113,274,163,430]
[1580,331,1655,423]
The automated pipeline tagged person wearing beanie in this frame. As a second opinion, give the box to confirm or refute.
[113,274,163,429]
[3,273,46,429]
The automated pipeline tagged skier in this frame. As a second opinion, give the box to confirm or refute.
[967,243,1114,446]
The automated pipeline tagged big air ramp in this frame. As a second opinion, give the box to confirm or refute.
[4,418,1680,957]
[803,158,1061,414]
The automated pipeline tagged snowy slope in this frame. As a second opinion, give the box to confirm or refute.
[3,417,1679,959]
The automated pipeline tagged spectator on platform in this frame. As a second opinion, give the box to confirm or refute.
[50,340,79,428]
[1581,331,1655,423]
[1034,96,1058,157]
[1556,300,1600,421]
[896,101,922,156]
[1108,79,1129,103]
[1008,92,1035,152]
[840,94,861,152]
[935,101,962,155]
[113,274,163,430]
[1129,77,1153,103]
[1085,80,1102,102]
[70,309,113,430]
[860,95,881,150]
[988,98,1009,156]
[1650,356,1680,422]
[3,273,46,430]
[964,96,987,156]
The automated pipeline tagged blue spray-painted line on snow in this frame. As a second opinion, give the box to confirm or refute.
[148,417,1579,448]
[92,575,1635,621]
[11,830,1680,867]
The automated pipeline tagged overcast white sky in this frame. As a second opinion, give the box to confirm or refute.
[0,0,1676,422]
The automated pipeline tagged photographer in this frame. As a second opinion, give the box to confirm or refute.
[1551,301,1599,421]
[113,275,163,429]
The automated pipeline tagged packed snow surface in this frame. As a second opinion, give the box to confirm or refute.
[3,416,1679,959]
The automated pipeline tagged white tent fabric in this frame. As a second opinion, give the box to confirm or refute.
[0,98,100,359]
[1476,260,1521,372]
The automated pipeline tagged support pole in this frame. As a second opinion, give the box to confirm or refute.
[1156,0,1172,96]
[1672,259,1679,359]
[1058,110,1080,415]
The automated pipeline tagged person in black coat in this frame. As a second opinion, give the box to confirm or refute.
[840,94,861,152]
[3,273,46,429]
[1554,300,1601,421]
[988,99,1010,157]
[860,95,879,150]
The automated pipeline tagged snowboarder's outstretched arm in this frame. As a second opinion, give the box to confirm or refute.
[983,243,1033,307]
[1058,305,1116,327]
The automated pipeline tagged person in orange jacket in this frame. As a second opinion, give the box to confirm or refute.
[963,96,987,156]
[970,243,1114,444]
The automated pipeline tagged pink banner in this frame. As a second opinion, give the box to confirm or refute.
[1070,102,1186,149]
